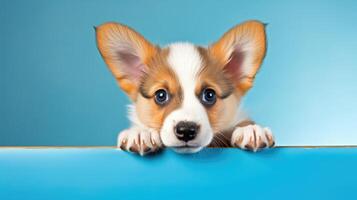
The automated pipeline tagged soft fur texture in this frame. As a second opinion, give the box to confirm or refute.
[96,20,275,155]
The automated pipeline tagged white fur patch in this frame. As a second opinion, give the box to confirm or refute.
[166,42,202,84]
[160,43,213,151]
[127,104,146,129]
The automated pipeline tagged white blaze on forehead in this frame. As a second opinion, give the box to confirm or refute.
[161,42,213,149]
[167,42,202,99]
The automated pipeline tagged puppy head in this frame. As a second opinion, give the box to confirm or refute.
[96,21,266,153]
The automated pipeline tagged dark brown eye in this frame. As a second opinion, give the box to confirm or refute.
[200,88,216,106]
[154,89,170,105]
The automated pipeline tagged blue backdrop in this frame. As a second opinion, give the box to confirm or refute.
[1,0,357,146]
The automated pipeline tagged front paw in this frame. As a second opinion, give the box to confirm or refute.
[231,124,275,152]
[117,127,163,156]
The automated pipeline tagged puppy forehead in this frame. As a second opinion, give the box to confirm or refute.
[166,43,203,86]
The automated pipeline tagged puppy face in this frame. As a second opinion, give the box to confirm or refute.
[96,21,266,153]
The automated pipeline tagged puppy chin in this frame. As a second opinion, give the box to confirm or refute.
[172,146,203,154]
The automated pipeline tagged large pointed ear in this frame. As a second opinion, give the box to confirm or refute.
[96,22,158,100]
[209,20,267,94]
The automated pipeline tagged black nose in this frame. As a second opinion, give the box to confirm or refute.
[175,121,199,142]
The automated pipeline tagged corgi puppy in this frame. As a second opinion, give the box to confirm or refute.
[96,20,275,155]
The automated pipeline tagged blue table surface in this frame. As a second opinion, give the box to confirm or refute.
[0,147,356,200]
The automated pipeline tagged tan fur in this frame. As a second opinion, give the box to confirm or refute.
[136,48,183,131]
[196,47,240,133]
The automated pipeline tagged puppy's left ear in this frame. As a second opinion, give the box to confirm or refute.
[209,20,267,94]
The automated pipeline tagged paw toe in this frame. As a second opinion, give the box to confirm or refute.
[264,127,275,147]
[231,125,275,152]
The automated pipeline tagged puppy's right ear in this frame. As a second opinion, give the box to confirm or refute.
[96,22,157,100]
[209,21,267,94]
